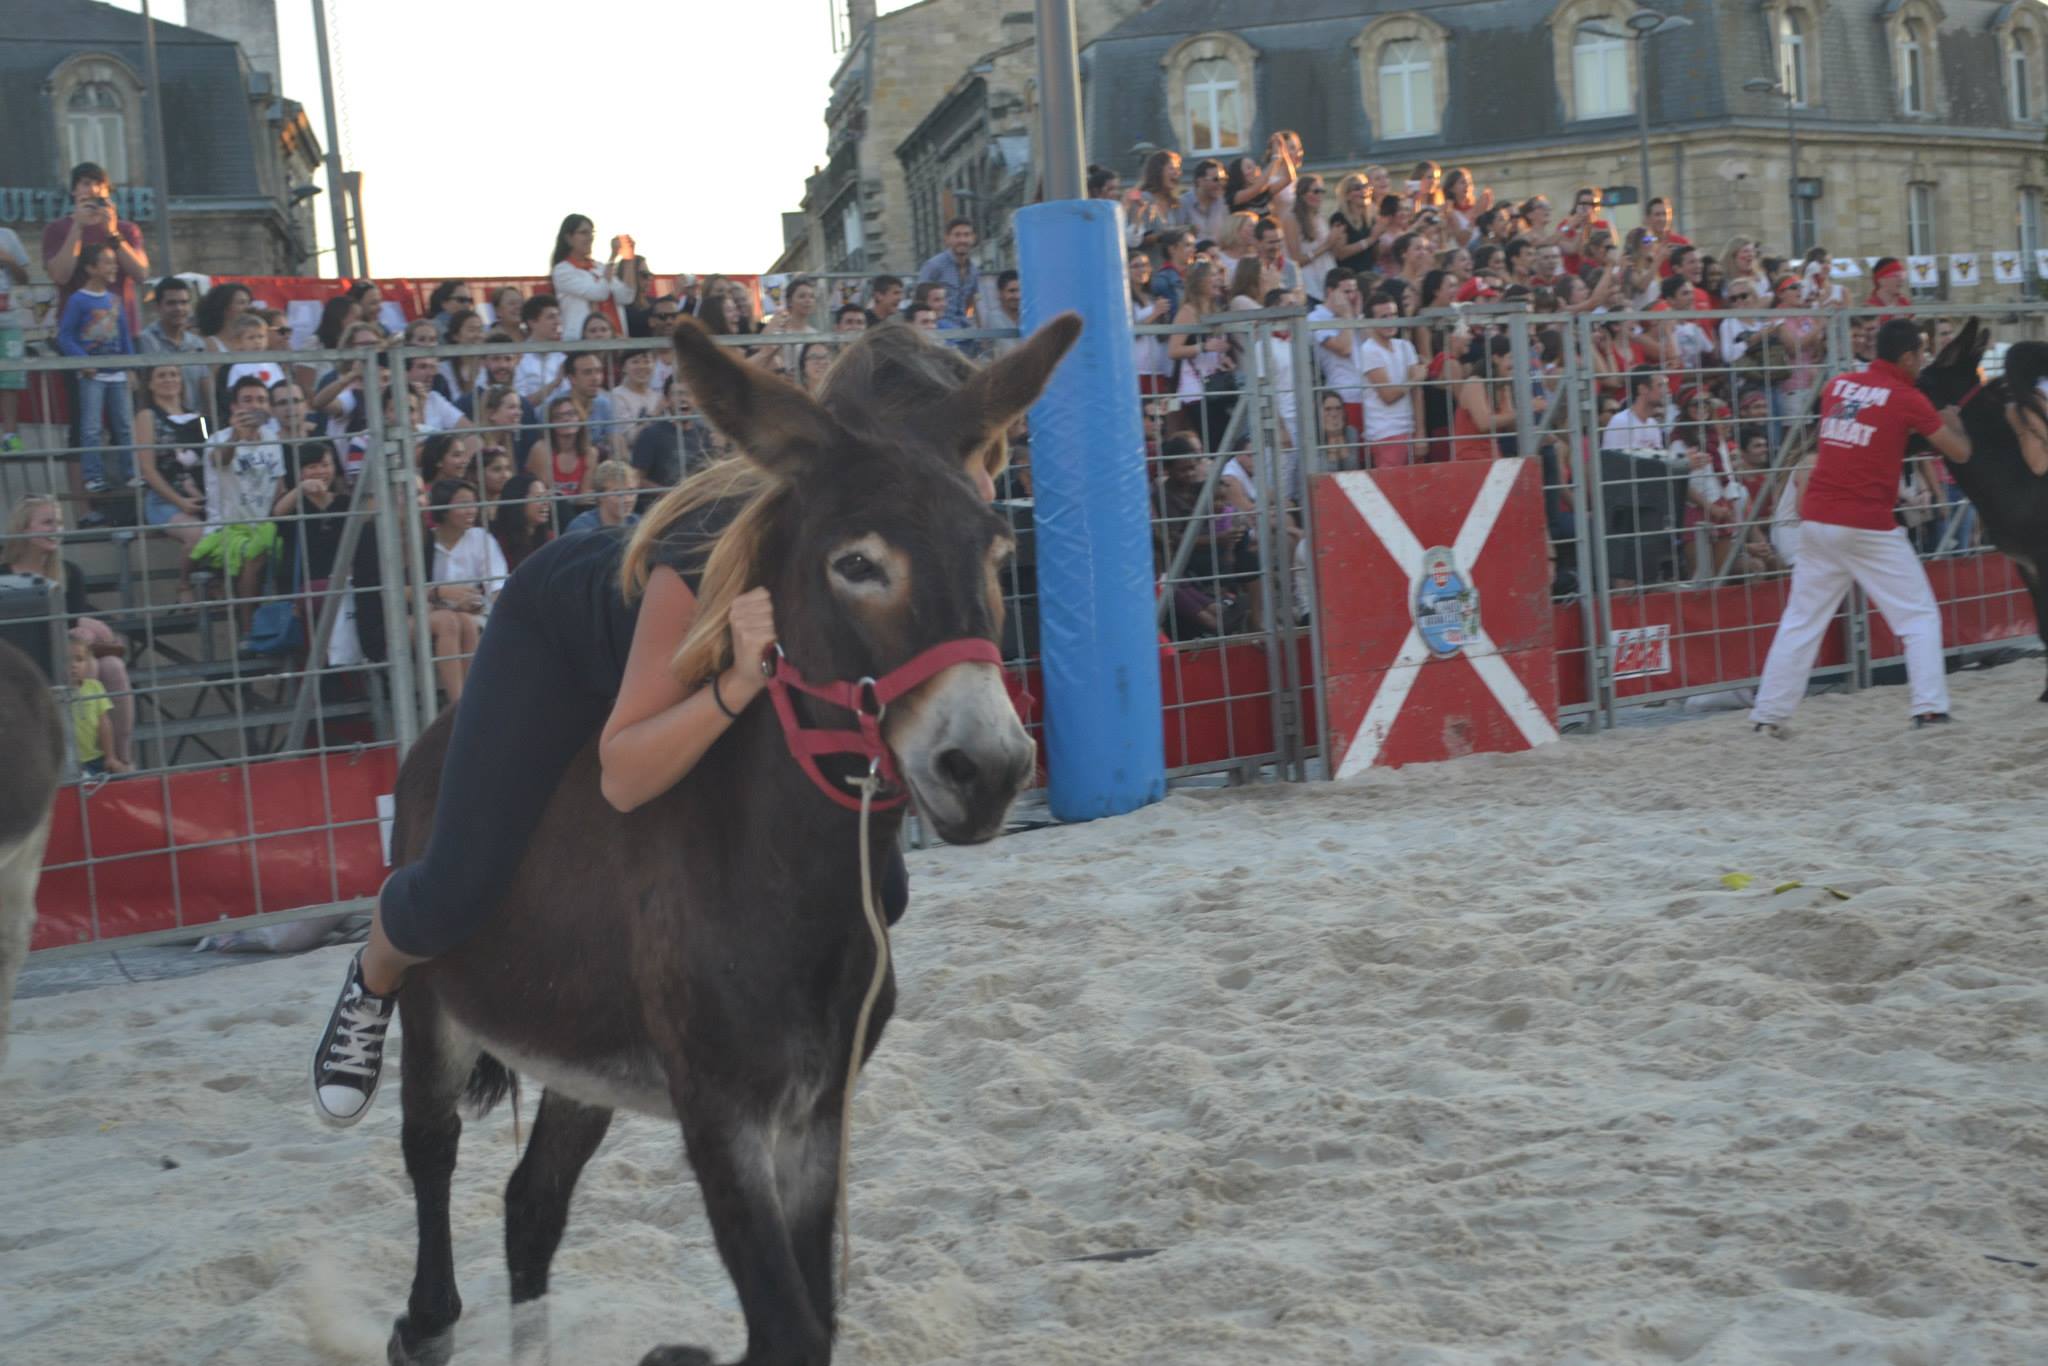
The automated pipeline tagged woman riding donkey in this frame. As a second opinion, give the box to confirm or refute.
[310,316,1073,1124]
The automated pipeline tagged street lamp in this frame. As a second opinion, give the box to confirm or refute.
[1590,9,1694,208]
[1744,76,1801,256]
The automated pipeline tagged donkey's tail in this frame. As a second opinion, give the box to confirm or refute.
[462,1052,515,1118]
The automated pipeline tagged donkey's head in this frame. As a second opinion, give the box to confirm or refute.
[1918,316,1993,410]
[671,315,1081,842]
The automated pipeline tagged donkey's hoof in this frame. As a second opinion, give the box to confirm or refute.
[637,1347,714,1366]
[388,1316,455,1366]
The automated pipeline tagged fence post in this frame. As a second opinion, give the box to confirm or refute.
[1015,197,1165,821]
[362,355,420,757]
[1561,318,1602,723]
[1572,314,1619,728]
[1291,316,1333,777]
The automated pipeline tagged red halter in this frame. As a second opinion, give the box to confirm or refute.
[762,638,1005,812]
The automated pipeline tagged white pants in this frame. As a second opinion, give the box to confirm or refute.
[1750,521,1949,724]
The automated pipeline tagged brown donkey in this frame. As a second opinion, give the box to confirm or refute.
[0,638,64,1066]
[383,315,1082,1366]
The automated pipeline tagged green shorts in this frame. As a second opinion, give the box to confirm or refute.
[0,325,24,392]
[190,521,280,576]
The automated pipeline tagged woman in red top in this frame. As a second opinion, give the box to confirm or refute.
[1450,329,1514,461]
[529,395,594,500]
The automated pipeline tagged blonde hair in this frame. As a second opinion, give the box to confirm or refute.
[3,494,64,582]
[621,322,1011,688]
[1220,211,1261,259]
[589,459,634,493]
[1332,172,1372,232]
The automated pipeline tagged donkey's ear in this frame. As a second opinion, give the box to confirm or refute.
[1933,317,1981,371]
[922,312,1084,457]
[670,318,844,479]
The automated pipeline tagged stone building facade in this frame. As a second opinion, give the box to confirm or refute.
[774,0,1144,277]
[1080,0,2048,289]
[2,0,324,314]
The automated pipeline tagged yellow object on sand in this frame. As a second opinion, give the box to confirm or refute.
[1719,872,1754,891]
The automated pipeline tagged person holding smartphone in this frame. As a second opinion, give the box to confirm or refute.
[41,162,150,329]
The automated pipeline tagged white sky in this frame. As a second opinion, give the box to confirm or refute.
[100,0,926,279]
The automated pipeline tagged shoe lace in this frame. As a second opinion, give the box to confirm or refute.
[323,994,390,1080]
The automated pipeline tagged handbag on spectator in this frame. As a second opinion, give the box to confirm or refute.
[241,557,306,657]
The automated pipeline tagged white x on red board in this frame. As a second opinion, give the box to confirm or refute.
[1328,461,1559,777]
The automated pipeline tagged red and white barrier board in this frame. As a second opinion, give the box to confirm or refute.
[1312,460,1559,773]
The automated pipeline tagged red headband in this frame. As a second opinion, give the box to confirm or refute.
[1874,260,1905,281]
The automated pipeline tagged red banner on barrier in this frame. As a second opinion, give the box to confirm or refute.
[33,747,397,951]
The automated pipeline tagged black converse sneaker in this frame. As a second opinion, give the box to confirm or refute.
[311,949,395,1127]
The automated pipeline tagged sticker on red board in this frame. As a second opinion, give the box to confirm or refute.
[1611,625,1672,680]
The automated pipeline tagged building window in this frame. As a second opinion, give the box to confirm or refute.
[66,81,128,183]
[46,54,146,190]
[1907,182,1936,257]
[1899,20,1928,114]
[1792,192,1817,258]
[2014,31,2034,122]
[1354,14,1450,144]
[1780,11,1807,107]
[1573,23,1631,119]
[2020,187,2042,261]
[1184,57,1243,155]
[1160,33,1258,159]
[1377,40,1436,138]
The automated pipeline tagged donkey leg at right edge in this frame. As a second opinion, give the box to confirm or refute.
[387,998,475,1366]
[640,1094,832,1366]
[504,1089,615,1366]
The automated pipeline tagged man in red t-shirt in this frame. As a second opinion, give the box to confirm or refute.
[41,162,150,330]
[1865,258,1910,322]
[1646,198,1693,276]
[1751,319,1973,733]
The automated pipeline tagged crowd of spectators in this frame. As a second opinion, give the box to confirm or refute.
[0,151,2008,755]
[1100,135,1983,626]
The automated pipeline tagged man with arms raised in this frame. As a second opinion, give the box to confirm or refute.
[1750,318,1971,735]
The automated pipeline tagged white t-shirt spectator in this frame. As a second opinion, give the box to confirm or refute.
[1718,316,1763,367]
[1668,321,1714,374]
[551,259,632,341]
[416,389,467,432]
[0,226,29,323]
[429,525,508,610]
[202,425,286,532]
[1308,305,1363,405]
[1357,335,1419,440]
[514,351,566,403]
[1603,406,1668,454]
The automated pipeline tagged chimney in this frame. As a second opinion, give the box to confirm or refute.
[185,0,282,94]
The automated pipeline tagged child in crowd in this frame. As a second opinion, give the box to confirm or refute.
[68,637,129,776]
[192,374,285,630]
[564,460,640,536]
[55,241,136,494]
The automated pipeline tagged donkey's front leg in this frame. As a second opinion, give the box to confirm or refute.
[388,1005,470,1366]
[642,1096,831,1366]
[504,1089,614,1366]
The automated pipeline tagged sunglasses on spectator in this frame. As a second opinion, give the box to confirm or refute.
[451,295,473,306]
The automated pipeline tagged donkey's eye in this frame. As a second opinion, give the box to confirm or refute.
[832,552,883,584]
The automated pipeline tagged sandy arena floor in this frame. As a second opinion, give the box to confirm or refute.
[3,669,2045,1365]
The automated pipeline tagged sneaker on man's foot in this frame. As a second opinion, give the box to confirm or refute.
[83,476,111,494]
[1912,712,1952,729]
[311,949,395,1127]
[1753,721,1789,739]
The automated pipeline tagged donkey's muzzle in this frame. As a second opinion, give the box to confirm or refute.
[893,664,1034,844]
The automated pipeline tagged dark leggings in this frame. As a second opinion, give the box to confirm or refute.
[380,555,908,959]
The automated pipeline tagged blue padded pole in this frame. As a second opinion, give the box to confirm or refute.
[1015,198,1166,820]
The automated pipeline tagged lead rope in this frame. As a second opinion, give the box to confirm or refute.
[836,759,893,1292]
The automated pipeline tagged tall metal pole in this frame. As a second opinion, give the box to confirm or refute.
[1785,93,1800,255]
[1635,35,1653,206]
[1034,0,1085,201]
[310,0,353,276]
[139,0,176,278]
